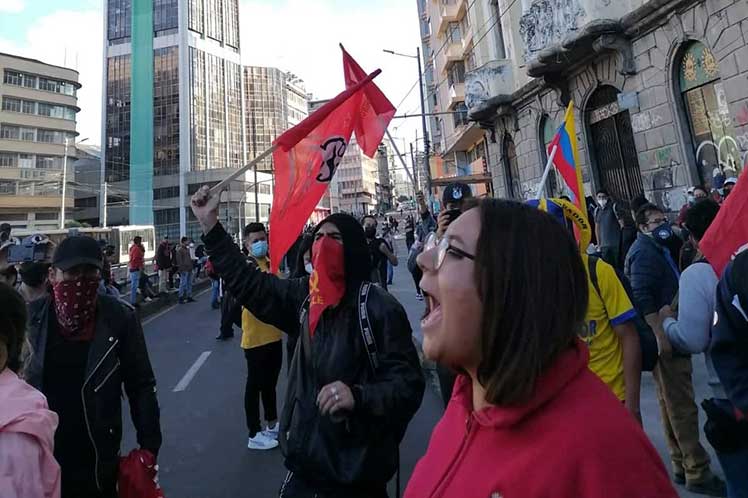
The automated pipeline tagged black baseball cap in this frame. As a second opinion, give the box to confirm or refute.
[442,182,473,206]
[52,236,103,271]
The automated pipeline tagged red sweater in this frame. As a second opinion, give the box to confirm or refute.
[405,341,677,498]
[128,244,145,271]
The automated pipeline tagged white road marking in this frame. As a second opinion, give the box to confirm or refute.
[173,351,211,392]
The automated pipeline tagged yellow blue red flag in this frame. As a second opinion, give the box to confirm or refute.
[549,102,587,222]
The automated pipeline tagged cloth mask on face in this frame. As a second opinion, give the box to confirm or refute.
[308,236,346,336]
[597,199,608,209]
[305,262,314,275]
[251,240,268,258]
[52,277,100,341]
[687,194,696,205]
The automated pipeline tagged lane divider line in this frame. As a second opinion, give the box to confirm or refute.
[173,351,212,392]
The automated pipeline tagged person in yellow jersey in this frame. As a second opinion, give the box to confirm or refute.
[240,223,283,450]
[581,253,642,424]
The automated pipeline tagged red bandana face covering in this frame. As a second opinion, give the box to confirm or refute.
[52,277,99,341]
[308,236,346,336]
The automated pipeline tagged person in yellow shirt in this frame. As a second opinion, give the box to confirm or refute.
[582,253,642,424]
[241,223,283,450]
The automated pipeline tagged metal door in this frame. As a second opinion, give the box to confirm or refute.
[588,86,644,201]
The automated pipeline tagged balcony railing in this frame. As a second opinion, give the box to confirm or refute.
[448,82,465,109]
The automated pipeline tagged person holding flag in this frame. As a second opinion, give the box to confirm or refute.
[190,49,425,497]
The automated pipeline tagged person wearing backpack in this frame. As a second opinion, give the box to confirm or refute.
[626,202,725,495]
[656,199,743,497]
[582,253,643,423]
[191,185,425,497]
[709,249,748,498]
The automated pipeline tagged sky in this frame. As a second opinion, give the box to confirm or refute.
[0,0,423,160]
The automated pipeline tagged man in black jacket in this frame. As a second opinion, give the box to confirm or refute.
[192,186,424,498]
[25,236,162,498]
[625,203,724,495]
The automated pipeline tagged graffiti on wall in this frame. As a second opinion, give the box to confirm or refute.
[465,61,513,112]
[519,0,586,59]
[631,111,666,133]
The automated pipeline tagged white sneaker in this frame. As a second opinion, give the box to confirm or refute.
[247,433,279,450]
[262,422,279,440]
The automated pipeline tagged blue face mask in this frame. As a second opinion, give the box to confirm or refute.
[251,240,268,258]
[649,222,674,243]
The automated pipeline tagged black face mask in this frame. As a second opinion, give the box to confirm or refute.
[364,226,377,239]
[19,262,50,288]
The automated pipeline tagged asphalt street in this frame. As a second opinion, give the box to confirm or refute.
[123,237,724,498]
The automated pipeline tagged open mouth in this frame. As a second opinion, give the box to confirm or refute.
[420,291,442,329]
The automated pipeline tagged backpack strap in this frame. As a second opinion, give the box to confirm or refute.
[587,255,607,315]
[358,282,379,375]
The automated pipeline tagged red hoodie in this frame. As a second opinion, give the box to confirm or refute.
[405,341,677,498]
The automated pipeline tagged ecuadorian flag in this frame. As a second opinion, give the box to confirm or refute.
[549,102,586,221]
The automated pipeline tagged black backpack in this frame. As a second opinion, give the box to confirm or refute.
[587,256,659,372]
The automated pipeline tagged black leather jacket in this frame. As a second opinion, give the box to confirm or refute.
[204,223,424,491]
[26,295,162,493]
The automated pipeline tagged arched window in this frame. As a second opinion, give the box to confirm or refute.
[678,41,739,187]
[502,133,521,199]
[539,114,561,197]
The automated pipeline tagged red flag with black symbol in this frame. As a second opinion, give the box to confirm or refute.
[341,45,396,157]
[700,167,748,276]
[268,70,382,274]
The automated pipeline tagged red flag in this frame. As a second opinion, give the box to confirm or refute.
[268,71,382,273]
[341,45,396,157]
[700,168,748,276]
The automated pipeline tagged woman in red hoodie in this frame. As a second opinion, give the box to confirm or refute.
[406,199,677,498]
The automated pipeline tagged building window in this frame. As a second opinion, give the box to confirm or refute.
[206,0,224,42]
[225,0,240,48]
[0,125,19,140]
[18,154,33,169]
[36,155,63,169]
[447,22,461,44]
[154,46,180,177]
[207,54,227,169]
[490,1,507,59]
[447,61,465,88]
[2,97,21,112]
[0,180,17,195]
[0,153,16,168]
[75,197,98,208]
[108,0,132,41]
[22,100,35,114]
[678,41,740,187]
[35,212,60,220]
[105,54,131,183]
[502,133,521,199]
[189,0,205,33]
[22,74,36,88]
[3,70,22,86]
[539,114,562,197]
[453,102,469,128]
[154,0,178,33]
[190,48,207,171]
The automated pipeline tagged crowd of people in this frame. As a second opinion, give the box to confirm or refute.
[0,174,746,498]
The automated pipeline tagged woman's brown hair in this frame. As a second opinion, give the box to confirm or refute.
[0,282,28,373]
[467,199,588,406]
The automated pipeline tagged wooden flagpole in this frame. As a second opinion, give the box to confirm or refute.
[210,145,277,195]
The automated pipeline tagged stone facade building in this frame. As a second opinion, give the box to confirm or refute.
[455,0,747,213]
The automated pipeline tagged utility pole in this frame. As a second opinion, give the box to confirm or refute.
[416,46,432,197]
[60,138,70,229]
[251,111,260,222]
[410,142,419,192]
[102,182,108,228]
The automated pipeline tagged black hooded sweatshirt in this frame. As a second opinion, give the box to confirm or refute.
[203,215,424,494]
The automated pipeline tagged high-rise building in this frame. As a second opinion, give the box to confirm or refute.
[285,73,308,128]
[103,0,250,239]
[376,143,393,213]
[0,52,81,230]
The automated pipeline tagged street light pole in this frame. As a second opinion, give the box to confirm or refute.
[415,46,432,197]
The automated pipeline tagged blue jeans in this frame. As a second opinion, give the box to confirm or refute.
[129,270,140,304]
[387,261,394,285]
[210,279,220,307]
[717,447,748,498]
[179,271,193,300]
